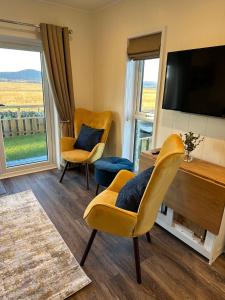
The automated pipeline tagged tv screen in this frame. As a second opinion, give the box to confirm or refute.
[162,45,225,118]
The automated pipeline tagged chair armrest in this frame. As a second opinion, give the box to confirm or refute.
[87,143,105,163]
[84,203,137,237]
[108,170,136,193]
[61,136,76,152]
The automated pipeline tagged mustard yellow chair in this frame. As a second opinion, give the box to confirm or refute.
[80,134,184,283]
[60,108,112,189]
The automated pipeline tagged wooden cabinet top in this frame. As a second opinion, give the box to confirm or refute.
[141,151,225,187]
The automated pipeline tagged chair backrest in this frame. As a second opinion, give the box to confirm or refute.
[133,134,184,236]
[74,108,112,143]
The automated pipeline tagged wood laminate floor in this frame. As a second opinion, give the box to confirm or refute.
[1,168,225,300]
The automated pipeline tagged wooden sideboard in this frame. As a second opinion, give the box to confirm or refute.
[139,151,225,264]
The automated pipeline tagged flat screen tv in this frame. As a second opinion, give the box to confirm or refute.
[162,45,225,118]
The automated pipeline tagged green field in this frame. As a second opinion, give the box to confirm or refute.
[0,81,43,106]
[4,133,47,162]
[141,87,157,112]
[0,81,47,166]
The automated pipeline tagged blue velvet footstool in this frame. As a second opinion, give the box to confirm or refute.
[94,157,134,195]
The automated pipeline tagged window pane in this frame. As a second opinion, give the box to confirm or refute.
[139,58,160,114]
[133,120,153,170]
[0,48,48,168]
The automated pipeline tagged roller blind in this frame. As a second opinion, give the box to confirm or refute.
[127,32,161,60]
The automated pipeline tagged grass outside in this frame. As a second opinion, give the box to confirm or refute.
[141,87,157,112]
[4,133,47,162]
[0,81,47,164]
[0,82,156,112]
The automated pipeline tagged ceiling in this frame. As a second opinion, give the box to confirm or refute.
[40,0,119,11]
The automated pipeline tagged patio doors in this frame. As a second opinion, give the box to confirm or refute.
[0,38,56,178]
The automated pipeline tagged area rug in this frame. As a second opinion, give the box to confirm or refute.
[0,190,91,299]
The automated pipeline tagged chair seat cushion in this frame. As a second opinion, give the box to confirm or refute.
[61,149,90,163]
[83,189,137,237]
[95,157,133,172]
[94,157,134,187]
[115,167,154,213]
[74,124,104,151]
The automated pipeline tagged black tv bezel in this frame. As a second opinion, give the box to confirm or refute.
[162,44,225,119]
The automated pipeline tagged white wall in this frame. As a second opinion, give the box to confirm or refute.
[1,0,224,166]
[0,0,94,109]
[93,0,225,166]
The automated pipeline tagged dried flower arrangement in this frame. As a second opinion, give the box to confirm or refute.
[180,131,204,162]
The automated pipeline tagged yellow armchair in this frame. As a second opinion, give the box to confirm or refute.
[59,108,112,189]
[80,134,184,283]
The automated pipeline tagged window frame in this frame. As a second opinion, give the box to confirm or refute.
[132,59,159,168]
[122,29,166,166]
[0,36,58,179]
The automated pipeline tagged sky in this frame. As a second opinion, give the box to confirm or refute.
[143,58,160,82]
[0,48,41,72]
[0,48,159,80]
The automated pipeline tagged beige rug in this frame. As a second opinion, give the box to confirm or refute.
[0,190,91,299]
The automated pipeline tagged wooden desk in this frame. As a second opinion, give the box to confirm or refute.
[139,151,225,263]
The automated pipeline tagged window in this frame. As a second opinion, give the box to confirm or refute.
[123,32,161,170]
[133,58,160,169]
[0,39,56,177]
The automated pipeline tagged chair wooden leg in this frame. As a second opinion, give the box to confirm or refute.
[59,161,69,183]
[146,232,151,243]
[85,163,89,190]
[80,229,97,266]
[133,237,142,284]
[95,184,100,195]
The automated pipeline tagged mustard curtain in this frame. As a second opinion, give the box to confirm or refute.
[40,23,75,137]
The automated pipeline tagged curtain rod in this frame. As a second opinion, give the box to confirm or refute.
[0,18,72,34]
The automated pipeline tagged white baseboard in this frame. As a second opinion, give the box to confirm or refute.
[0,164,57,179]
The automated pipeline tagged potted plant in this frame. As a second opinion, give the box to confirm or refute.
[180,132,204,162]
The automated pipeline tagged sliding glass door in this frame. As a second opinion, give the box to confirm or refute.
[0,41,56,177]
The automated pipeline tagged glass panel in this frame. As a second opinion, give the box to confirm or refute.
[0,48,48,168]
[139,58,160,115]
[133,120,153,170]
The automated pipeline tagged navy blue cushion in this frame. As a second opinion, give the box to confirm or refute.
[95,157,133,172]
[94,157,134,187]
[115,167,154,213]
[74,124,104,152]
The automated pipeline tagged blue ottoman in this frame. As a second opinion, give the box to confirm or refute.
[94,157,134,195]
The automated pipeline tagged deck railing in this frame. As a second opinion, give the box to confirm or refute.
[0,105,46,137]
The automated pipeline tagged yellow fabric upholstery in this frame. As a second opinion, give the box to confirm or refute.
[83,134,184,237]
[74,108,112,143]
[61,137,76,152]
[62,149,90,163]
[84,190,137,237]
[107,169,136,193]
[61,108,112,164]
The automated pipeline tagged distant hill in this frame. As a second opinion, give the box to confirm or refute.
[0,69,42,83]
[143,81,157,88]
